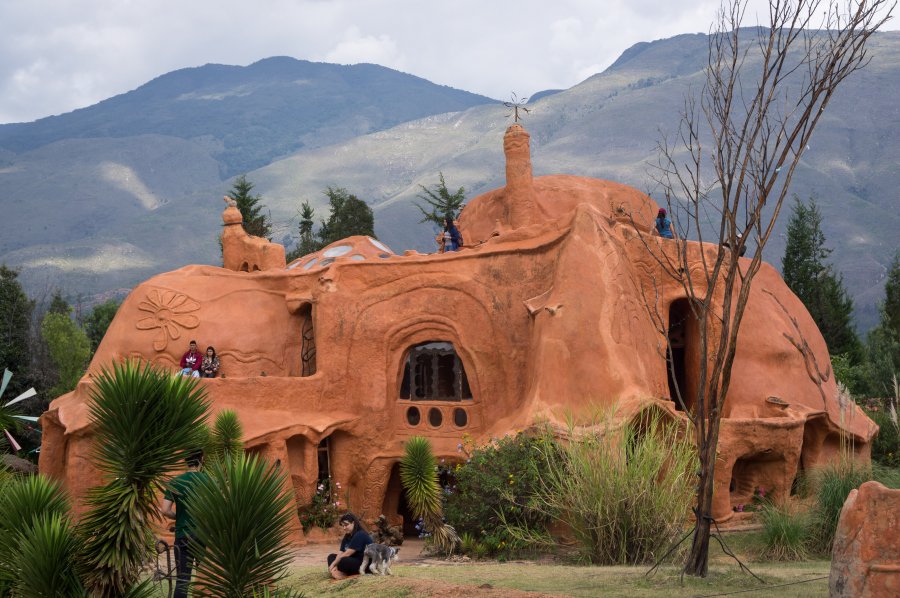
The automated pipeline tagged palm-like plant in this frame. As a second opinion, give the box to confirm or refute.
[0,474,70,594]
[11,513,86,597]
[189,453,295,597]
[78,360,209,597]
[207,409,244,463]
[400,436,458,554]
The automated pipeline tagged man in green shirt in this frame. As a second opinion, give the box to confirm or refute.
[162,450,205,598]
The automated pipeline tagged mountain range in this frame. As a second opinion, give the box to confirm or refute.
[1,32,898,332]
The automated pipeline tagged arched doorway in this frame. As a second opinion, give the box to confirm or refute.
[383,463,417,537]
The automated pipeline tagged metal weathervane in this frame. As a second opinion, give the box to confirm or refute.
[0,369,39,453]
[503,93,530,122]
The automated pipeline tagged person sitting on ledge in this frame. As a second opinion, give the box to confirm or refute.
[327,512,373,579]
[439,215,463,253]
[200,346,220,378]
[654,208,675,239]
[179,340,202,378]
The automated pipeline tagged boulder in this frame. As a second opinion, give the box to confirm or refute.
[830,481,900,597]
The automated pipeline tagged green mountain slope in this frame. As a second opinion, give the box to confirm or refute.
[0,57,495,176]
[2,33,897,332]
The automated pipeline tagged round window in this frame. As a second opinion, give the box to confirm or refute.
[406,407,421,426]
[453,408,468,428]
[428,407,443,428]
[322,244,353,258]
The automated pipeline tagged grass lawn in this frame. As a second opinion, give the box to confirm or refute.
[281,531,831,597]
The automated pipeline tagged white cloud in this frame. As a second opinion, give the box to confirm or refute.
[0,0,894,123]
[322,26,406,69]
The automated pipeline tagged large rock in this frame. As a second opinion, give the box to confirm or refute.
[830,481,900,597]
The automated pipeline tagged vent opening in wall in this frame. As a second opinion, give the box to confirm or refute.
[406,406,421,426]
[428,407,443,427]
[453,408,467,428]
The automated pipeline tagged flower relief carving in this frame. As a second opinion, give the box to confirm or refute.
[136,289,200,351]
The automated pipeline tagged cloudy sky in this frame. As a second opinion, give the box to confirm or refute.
[0,0,890,124]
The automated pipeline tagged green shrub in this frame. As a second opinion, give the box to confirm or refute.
[444,431,558,550]
[528,408,697,565]
[297,477,341,532]
[759,502,810,561]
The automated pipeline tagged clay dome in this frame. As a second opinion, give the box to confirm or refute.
[286,236,396,271]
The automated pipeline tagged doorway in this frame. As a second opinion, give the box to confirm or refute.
[666,298,697,412]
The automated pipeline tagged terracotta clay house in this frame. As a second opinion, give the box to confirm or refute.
[39,124,875,529]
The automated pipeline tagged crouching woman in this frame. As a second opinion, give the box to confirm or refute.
[327,512,373,579]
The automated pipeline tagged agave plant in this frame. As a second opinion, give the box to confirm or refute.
[400,436,458,554]
[77,360,209,597]
[189,453,295,597]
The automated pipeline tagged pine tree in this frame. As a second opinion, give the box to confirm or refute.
[0,266,34,397]
[228,175,272,240]
[414,172,466,227]
[781,197,861,360]
[317,187,376,248]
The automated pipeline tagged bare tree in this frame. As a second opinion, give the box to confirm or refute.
[644,0,893,577]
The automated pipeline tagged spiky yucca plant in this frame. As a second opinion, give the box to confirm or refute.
[400,436,458,554]
[207,409,244,463]
[0,474,70,594]
[189,453,295,597]
[11,513,86,597]
[78,360,209,597]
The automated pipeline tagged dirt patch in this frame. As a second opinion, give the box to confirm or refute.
[345,576,566,597]
[291,537,429,567]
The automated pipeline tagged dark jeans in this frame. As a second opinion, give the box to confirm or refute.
[327,552,364,575]
[173,535,201,598]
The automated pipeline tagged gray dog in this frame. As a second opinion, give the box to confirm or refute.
[359,543,399,575]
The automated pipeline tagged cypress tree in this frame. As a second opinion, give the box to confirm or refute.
[863,253,900,395]
[286,200,319,262]
[883,252,900,337]
[228,175,272,240]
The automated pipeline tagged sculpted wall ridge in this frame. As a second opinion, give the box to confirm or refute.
[39,123,875,532]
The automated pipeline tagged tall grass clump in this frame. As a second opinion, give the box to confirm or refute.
[759,502,809,561]
[806,460,871,555]
[531,407,696,565]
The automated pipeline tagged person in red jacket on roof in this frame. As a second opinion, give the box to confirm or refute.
[179,340,202,378]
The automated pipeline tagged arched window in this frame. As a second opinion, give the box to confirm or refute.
[399,341,472,401]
